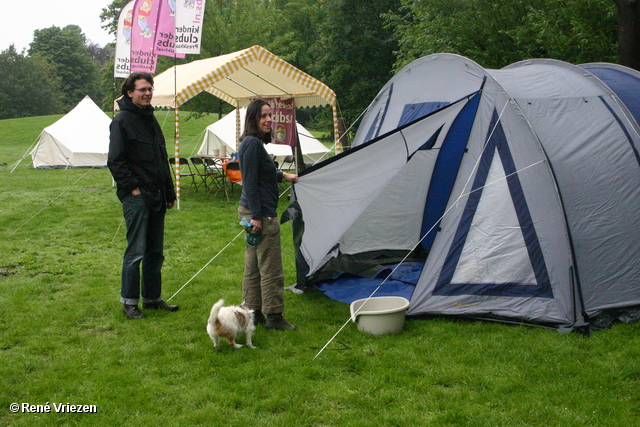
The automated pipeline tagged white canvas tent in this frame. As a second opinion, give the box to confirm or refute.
[31,96,110,168]
[138,45,339,207]
[198,108,330,166]
[284,54,640,332]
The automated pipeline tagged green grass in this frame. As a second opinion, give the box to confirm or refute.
[1,114,639,426]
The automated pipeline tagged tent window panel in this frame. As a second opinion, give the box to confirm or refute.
[433,110,553,299]
[399,102,451,128]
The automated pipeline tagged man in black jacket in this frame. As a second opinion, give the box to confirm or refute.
[108,72,178,319]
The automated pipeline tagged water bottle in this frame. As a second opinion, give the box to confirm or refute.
[240,217,261,245]
[239,217,252,231]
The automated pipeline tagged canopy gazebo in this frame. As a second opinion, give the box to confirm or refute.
[148,45,340,207]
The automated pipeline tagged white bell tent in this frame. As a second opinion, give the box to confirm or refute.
[31,96,110,169]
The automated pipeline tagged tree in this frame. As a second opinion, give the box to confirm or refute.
[613,0,640,70]
[199,0,277,58]
[311,0,402,125]
[386,0,617,71]
[100,0,131,37]
[29,25,102,109]
[270,0,325,70]
[87,42,115,68]
[0,45,65,119]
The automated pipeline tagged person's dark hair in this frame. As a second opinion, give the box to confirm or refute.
[121,72,154,97]
[241,98,273,143]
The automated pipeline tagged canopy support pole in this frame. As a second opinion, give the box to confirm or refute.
[333,101,342,153]
[174,107,181,209]
[236,107,241,150]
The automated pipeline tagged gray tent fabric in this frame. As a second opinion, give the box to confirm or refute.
[284,54,640,332]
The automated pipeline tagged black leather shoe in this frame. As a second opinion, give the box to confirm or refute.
[123,304,145,319]
[265,313,296,330]
[142,300,179,312]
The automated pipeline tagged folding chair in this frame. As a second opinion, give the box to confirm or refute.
[203,157,226,195]
[170,158,197,193]
[190,157,217,192]
[279,155,295,170]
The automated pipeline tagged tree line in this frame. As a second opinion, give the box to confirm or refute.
[1,0,635,126]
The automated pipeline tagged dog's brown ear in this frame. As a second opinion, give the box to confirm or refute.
[234,311,247,328]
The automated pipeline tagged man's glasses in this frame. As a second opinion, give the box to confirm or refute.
[135,87,154,93]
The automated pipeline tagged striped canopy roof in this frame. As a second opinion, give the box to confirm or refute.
[151,45,336,109]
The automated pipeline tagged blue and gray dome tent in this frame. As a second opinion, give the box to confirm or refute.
[283,54,640,332]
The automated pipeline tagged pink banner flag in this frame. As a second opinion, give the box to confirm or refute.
[130,0,160,73]
[269,98,297,147]
[153,0,186,58]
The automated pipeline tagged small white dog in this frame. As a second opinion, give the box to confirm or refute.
[207,299,256,350]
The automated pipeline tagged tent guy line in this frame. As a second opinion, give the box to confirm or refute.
[8,167,97,237]
[456,99,510,204]
[166,185,293,302]
[167,229,246,303]
[313,157,547,360]
[10,136,39,173]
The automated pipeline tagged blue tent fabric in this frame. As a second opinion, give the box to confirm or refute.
[399,102,450,126]
[313,262,423,304]
[584,66,640,129]
[420,91,482,251]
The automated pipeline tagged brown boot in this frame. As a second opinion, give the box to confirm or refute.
[265,313,296,330]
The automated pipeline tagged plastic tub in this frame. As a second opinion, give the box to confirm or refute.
[350,296,410,335]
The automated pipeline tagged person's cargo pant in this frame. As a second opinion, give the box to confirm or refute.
[238,205,285,314]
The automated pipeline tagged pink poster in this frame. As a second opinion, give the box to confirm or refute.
[130,0,160,73]
[269,98,297,147]
[153,0,186,58]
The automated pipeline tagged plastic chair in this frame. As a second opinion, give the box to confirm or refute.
[217,160,242,201]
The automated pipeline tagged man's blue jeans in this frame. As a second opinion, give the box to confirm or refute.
[120,193,165,305]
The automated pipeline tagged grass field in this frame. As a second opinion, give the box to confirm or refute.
[0,112,639,426]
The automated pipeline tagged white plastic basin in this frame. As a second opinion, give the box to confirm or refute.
[350,296,410,335]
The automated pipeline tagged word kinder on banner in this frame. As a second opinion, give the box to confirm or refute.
[114,1,135,78]
[270,98,296,147]
[175,0,205,54]
[129,0,161,73]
